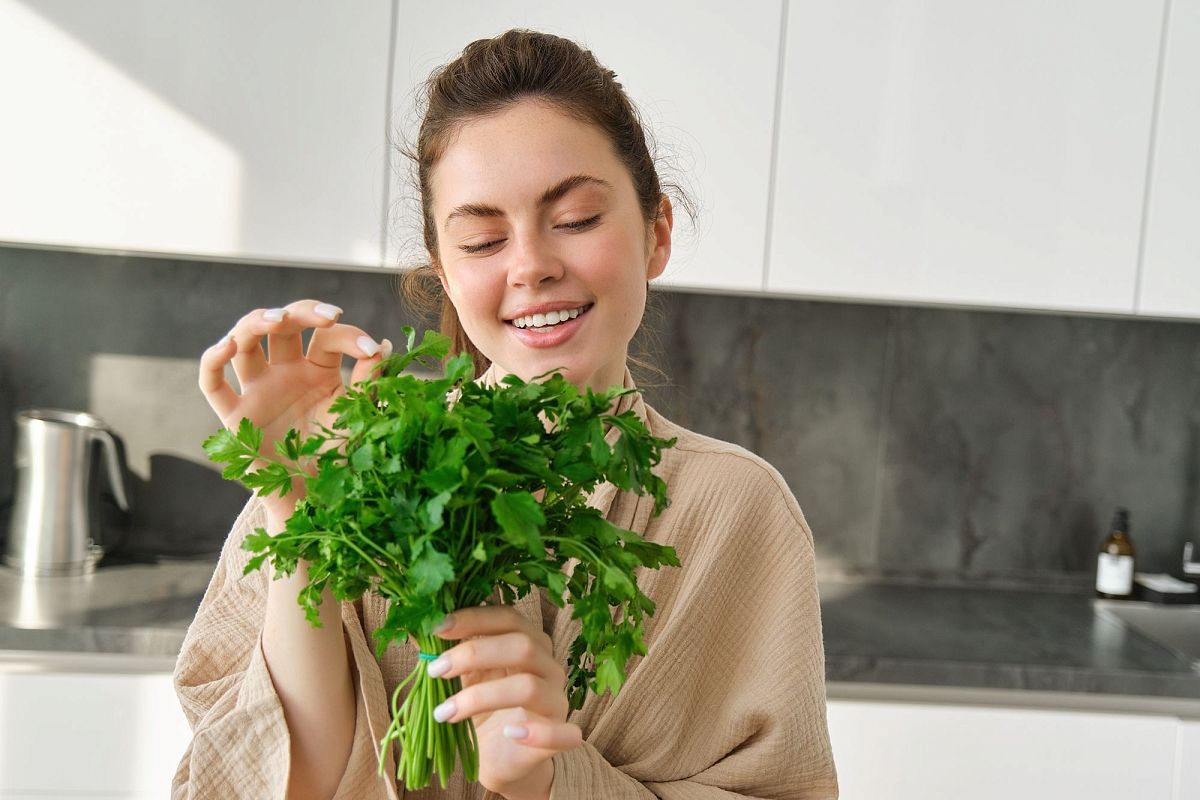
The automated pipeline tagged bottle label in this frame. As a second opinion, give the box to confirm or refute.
[1097,553,1134,595]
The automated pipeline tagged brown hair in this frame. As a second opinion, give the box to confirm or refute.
[395,28,695,379]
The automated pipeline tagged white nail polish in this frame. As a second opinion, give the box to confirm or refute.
[427,655,449,678]
[433,698,456,723]
[357,335,380,357]
[314,303,342,320]
[216,334,231,348]
[503,725,529,739]
[263,308,287,322]
[380,338,393,359]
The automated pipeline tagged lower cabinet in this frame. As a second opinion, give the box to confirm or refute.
[3,670,1196,798]
[0,670,190,799]
[826,697,1193,800]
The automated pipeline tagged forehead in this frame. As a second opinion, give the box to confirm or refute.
[431,100,627,219]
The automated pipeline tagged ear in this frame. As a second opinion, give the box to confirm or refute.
[645,194,673,281]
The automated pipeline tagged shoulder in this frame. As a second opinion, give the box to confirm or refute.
[643,403,813,545]
[645,402,788,490]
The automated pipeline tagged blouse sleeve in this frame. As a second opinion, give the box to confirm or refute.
[171,496,402,800]
[547,450,839,799]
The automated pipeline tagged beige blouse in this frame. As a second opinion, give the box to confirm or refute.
[172,370,839,798]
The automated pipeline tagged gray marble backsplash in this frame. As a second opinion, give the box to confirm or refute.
[2,245,1197,583]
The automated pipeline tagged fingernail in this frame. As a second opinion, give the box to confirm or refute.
[503,725,529,739]
[427,655,449,678]
[216,334,231,348]
[314,302,342,320]
[263,308,287,322]
[433,698,456,723]
[433,614,454,634]
[356,335,380,357]
[380,338,393,359]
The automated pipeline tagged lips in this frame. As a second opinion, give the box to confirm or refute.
[507,303,593,329]
[506,303,592,348]
[504,301,592,324]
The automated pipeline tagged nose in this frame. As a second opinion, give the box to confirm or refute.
[506,228,564,288]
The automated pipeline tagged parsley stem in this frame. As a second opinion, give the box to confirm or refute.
[543,536,604,566]
[389,632,476,789]
[330,536,406,597]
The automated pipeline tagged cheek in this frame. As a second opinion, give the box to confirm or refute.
[576,227,645,291]
[442,268,499,333]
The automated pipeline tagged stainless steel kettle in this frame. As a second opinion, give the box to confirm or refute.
[5,409,131,576]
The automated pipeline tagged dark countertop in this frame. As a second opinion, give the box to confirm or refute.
[818,578,1200,708]
[0,559,215,671]
[3,561,1199,714]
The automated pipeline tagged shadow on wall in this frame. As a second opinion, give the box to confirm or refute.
[98,451,250,564]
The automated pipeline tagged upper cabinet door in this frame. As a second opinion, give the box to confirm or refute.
[385,2,782,293]
[0,1,391,267]
[1138,0,1200,319]
[768,1,1165,314]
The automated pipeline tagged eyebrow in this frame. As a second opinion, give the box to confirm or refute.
[442,174,613,232]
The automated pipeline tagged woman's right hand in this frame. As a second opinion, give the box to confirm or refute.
[198,299,392,521]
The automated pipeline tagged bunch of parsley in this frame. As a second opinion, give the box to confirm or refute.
[202,328,679,790]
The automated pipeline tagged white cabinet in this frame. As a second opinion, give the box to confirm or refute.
[385,1,782,293]
[0,0,391,268]
[1178,720,1200,799]
[768,1,1165,315]
[1137,0,1200,319]
[826,698,1186,800]
[0,670,190,799]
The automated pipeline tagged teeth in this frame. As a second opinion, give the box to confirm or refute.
[512,305,587,329]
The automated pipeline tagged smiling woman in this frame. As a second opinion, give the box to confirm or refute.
[175,28,838,800]
[398,32,688,388]
[425,100,669,393]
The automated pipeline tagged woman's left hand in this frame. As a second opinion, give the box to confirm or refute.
[427,605,583,800]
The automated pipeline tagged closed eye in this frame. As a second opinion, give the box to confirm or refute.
[458,214,603,254]
[561,214,602,231]
[460,238,503,255]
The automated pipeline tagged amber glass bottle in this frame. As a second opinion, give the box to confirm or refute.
[1095,508,1136,599]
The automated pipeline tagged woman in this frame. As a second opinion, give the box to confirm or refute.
[175,29,837,800]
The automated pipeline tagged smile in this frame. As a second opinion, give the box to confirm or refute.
[509,304,593,329]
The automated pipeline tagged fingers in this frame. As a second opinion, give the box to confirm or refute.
[433,673,569,726]
[228,301,338,376]
[435,606,551,650]
[227,311,269,386]
[267,299,344,364]
[306,323,389,370]
[198,335,240,418]
[203,299,390,419]
[219,300,387,382]
[428,632,565,688]
[350,337,392,384]
[501,719,583,751]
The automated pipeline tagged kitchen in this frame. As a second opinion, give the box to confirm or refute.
[1,1,1199,798]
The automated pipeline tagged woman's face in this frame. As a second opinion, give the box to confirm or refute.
[429,99,672,391]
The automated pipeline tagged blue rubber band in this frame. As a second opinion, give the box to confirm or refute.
[417,651,439,662]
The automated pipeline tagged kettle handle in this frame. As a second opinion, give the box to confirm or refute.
[90,427,131,512]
